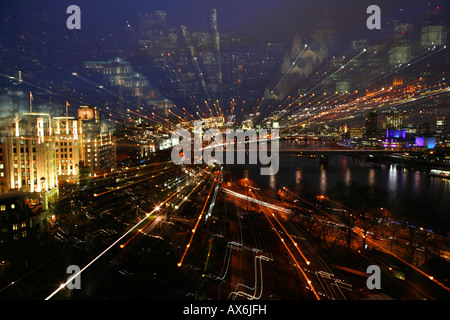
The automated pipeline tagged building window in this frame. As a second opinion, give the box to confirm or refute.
[0,205,5,211]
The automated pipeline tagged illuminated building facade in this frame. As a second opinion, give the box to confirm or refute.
[78,106,116,175]
[348,127,365,140]
[436,116,448,137]
[0,113,59,211]
[421,1,447,47]
[84,58,150,98]
[0,113,57,193]
[52,116,84,180]
[385,113,403,130]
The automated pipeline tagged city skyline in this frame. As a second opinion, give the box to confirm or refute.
[0,0,449,308]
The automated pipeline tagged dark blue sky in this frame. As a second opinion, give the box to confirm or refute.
[1,0,431,45]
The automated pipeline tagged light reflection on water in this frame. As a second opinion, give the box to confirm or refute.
[227,141,450,226]
[369,168,375,186]
[388,164,398,194]
[295,168,302,186]
[320,164,327,194]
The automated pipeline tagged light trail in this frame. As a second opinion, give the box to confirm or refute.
[177,173,219,267]
[118,182,190,249]
[252,187,349,298]
[255,45,308,120]
[0,72,85,106]
[222,188,291,214]
[127,108,175,130]
[249,188,320,300]
[283,187,450,293]
[93,166,181,197]
[46,208,155,299]
[228,254,270,300]
[303,49,367,98]
[250,189,310,266]
[270,45,308,98]
[45,179,193,300]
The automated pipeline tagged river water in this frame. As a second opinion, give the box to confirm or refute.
[225,141,450,231]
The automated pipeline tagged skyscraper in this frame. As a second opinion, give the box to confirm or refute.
[388,9,413,66]
[385,113,403,130]
[421,1,447,47]
[436,116,448,137]
[365,110,378,137]
[78,106,116,175]
[0,112,59,208]
[52,116,83,180]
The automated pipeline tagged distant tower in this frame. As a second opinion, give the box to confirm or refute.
[385,113,403,129]
[210,8,223,99]
[436,116,448,137]
[365,110,378,137]
[421,1,447,47]
[388,8,413,65]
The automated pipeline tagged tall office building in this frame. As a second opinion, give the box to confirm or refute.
[210,8,223,98]
[436,116,448,137]
[421,1,447,47]
[388,9,413,66]
[52,116,83,180]
[385,113,403,130]
[422,25,447,47]
[0,113,58,207]
[137,11,168,43]
[78,106,116,175]
[365,110,378,137]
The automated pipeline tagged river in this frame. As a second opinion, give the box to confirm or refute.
[225,141,450,232]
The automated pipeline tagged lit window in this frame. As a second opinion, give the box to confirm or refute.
[0,205,5,211]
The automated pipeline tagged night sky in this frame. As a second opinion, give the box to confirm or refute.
[1,0,433,45]
[1,0,447,115]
